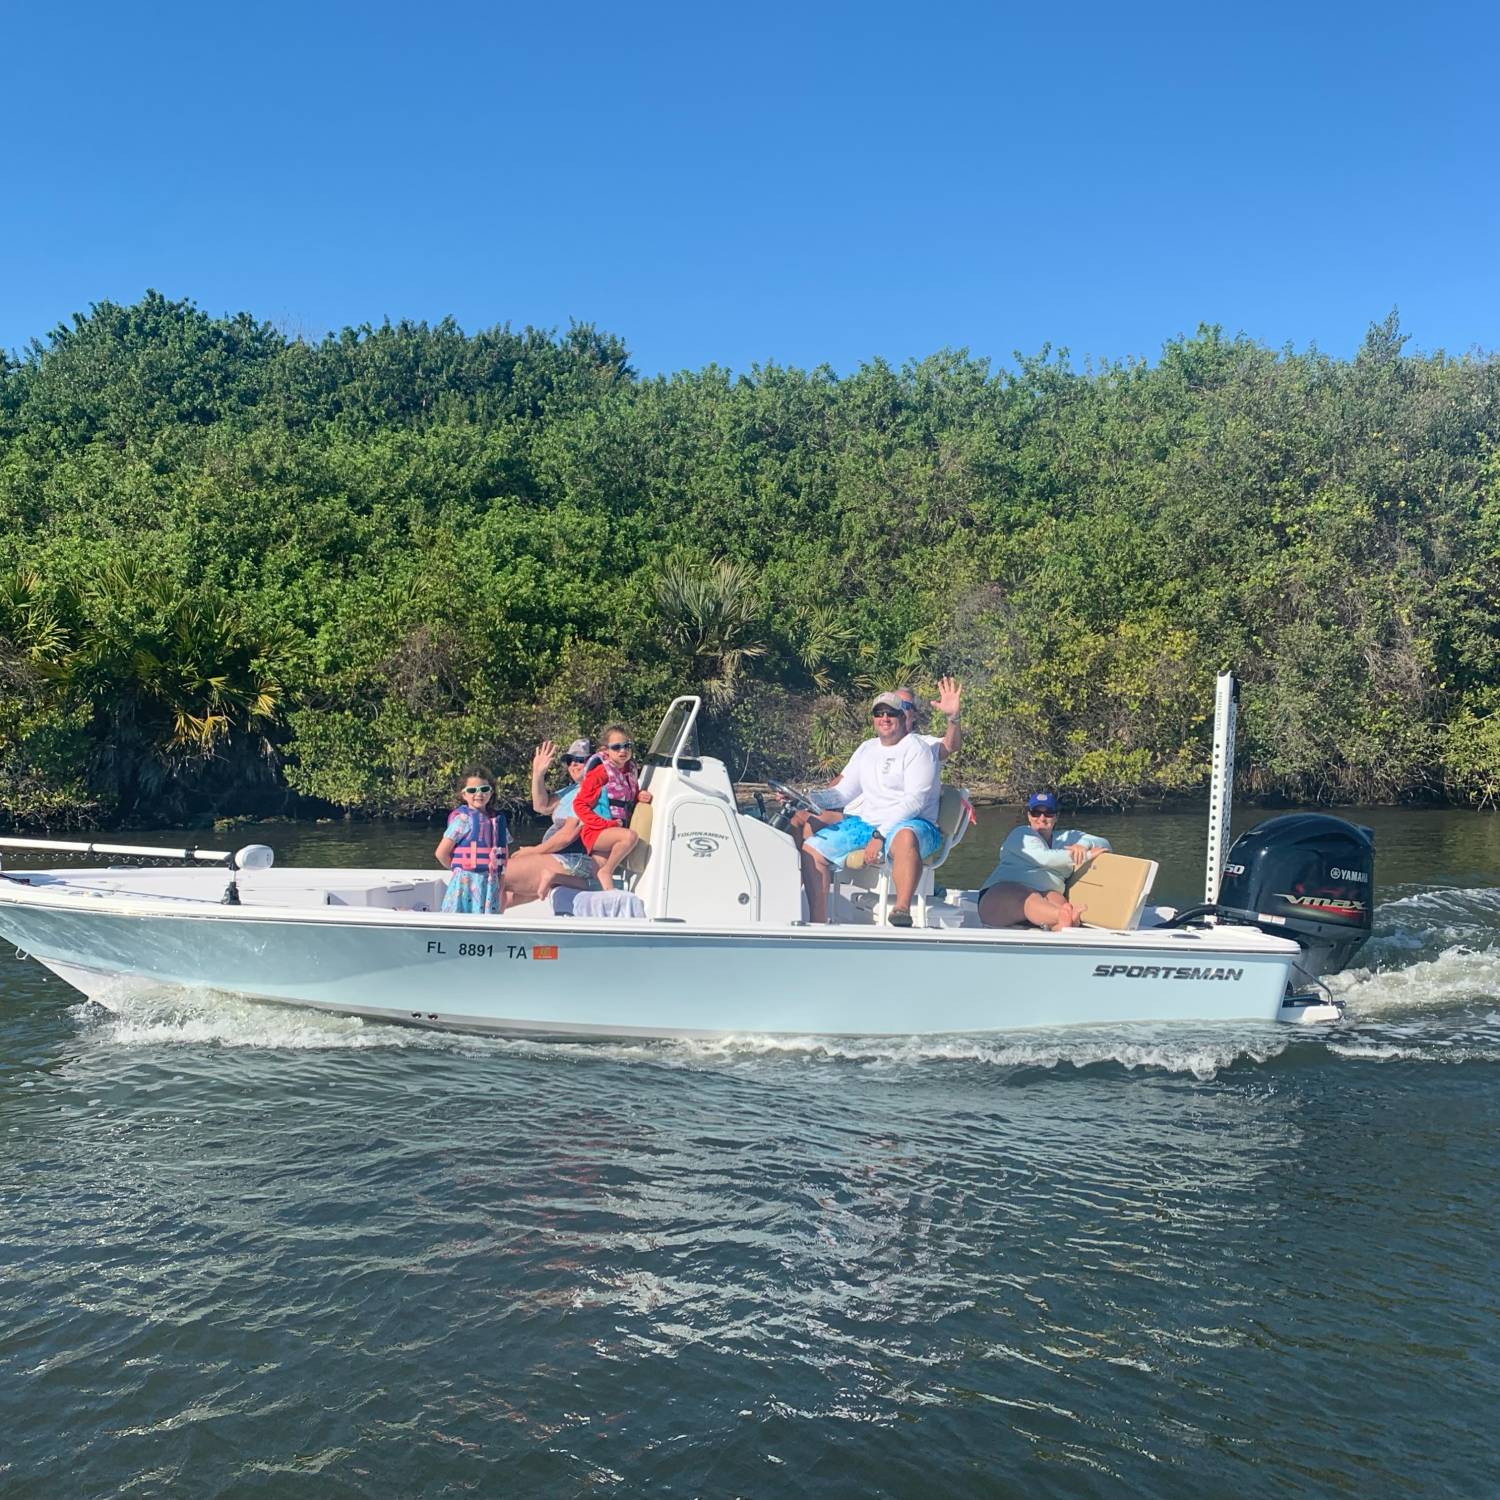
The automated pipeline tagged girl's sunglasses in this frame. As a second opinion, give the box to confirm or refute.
[463,784,492,795]
[605,742,633,752]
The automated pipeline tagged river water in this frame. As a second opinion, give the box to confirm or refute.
[2,807,1497,1497]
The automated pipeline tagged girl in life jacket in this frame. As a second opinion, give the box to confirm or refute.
[574,723,652,889]
[435,766,510,915]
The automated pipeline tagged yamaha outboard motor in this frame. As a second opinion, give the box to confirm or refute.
[1215,814,1375,976]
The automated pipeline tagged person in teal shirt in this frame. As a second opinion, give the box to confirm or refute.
[505,738,601,903]
[977,790,1109,931]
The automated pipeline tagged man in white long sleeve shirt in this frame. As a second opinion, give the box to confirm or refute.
[800,693,942,926]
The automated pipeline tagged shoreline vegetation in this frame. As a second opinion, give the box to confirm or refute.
[3,292,1499,831]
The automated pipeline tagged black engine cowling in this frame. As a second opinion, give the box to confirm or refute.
[1216,813,1375,976]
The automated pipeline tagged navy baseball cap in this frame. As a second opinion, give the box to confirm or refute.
[1026,790,1060,814]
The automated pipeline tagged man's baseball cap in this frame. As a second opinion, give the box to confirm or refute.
[871,693,906,715]
[1027,790,1060,813]
[893,686,929,725]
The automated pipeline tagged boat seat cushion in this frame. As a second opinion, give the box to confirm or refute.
[1064,852,1159,931]
[629,801,653,841]
[551,888,647,918]
[623,800,654,874]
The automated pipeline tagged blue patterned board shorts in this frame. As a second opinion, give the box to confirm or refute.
[806,815,942,869]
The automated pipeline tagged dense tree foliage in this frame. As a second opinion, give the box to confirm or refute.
[2,293,1497,826]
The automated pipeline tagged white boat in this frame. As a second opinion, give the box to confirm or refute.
[0,681,1374,1038]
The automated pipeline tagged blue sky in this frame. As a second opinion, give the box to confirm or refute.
[4,0,1495,375]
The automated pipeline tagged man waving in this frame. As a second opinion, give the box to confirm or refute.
[799,693,942,927]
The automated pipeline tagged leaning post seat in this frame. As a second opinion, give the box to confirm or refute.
[1063,852,1159,931]
[621,801,654,880]
[832,786,974,926]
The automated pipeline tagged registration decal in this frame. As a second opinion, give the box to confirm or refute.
[423,941,557,960]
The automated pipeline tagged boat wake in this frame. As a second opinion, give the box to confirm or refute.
[1330,942,1500,1015]
[1307,885,1500,1064]
[1378,881,1500,923]
[74,982,447,1053]
[606,1028,1298,1081]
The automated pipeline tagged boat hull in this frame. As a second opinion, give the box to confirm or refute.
[0,877,1299,1036]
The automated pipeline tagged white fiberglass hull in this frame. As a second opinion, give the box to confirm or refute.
[0,866,1303,1037]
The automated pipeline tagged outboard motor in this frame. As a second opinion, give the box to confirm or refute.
[1215,814,1374,976]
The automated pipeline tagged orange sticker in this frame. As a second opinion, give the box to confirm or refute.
[532,945,559,960]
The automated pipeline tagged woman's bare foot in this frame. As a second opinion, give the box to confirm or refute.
[1048,902,1084,930]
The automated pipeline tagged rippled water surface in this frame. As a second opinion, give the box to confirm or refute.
[3,808,1499,1497]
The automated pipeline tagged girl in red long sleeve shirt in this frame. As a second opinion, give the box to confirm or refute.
[575,723,652,888]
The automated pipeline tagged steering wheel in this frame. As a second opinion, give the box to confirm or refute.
[765,778,819,813]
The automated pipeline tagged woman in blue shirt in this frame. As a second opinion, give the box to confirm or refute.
[977,790,1107,931]
[504,738,602,903]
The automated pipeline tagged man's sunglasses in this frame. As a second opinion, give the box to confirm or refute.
[463,784,492,795]
[605,741,633,752]
[1028,809,1057,818]
[871,708,902,720]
